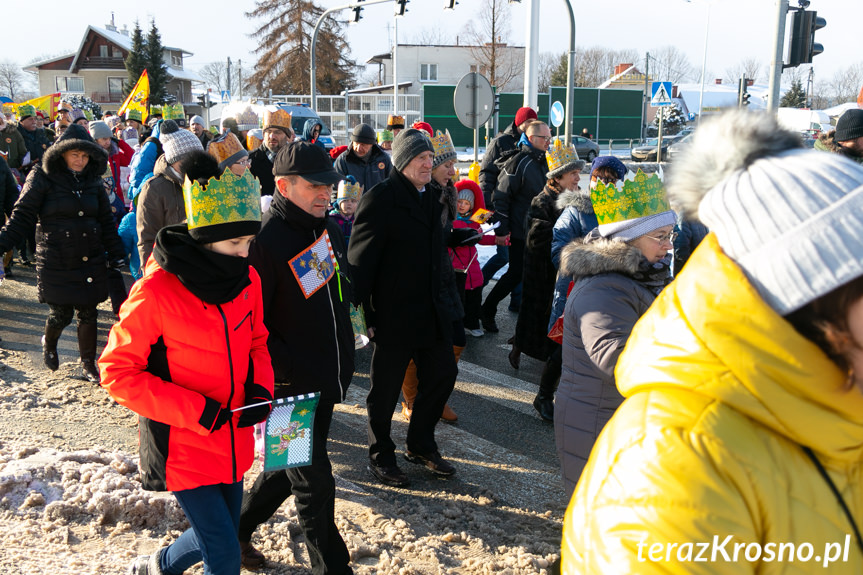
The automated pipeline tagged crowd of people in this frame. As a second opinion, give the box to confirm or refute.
[3,98,863,575]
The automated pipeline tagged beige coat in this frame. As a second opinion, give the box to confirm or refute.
[135,155,185,266]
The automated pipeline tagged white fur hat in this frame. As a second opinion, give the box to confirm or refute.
[668,110,863,315]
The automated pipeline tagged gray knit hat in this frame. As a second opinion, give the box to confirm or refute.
[392,128,434,172]
[669,109,863,315]
[160,120,204,164]
[88,121,112,141]
[189,115,206,128]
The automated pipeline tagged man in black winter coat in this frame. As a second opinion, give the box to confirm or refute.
[333,123,392,193]
[348,128,459,488]
[0,158,20,278]
[480,121,551,333]
[237,142,354,574]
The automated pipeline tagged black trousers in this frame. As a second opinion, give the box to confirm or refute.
[238,401,352,575]
[482,237,525,316]
[368,336,457,466]
[47,304,97,329]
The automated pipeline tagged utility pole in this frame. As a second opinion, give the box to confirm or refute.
[806,66,814,108]
[226,57,232,95]
[767,0,789,111]
[238,60,243,100]
[522,0,540,108]
[642,53,649,140]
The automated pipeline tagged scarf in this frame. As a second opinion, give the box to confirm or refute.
[153,224,251,304]
[628,254,673,296]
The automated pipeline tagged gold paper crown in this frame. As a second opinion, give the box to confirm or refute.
[183,167,261,232]
[337,178,364,202]
[207,132,246,168]
[236,106,260,131]
[149,105,163,116]
[387,114,405,128]
[163,103,185,120]
[590,169,669,226]
[246,128,263,151]
[546,139,580,176]
[263,108,292,132]
[431,130,456,160]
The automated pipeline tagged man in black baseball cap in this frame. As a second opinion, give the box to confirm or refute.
[236,139,354,572]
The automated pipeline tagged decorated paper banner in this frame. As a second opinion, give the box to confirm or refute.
[7,93,62,121]
[471,208,493,224]
[118,70,150,124]
[263,392,320,471]
[288,231,335,299]
[350,304,369,349]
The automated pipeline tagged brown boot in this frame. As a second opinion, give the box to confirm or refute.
[440,345,464,423]
[400,359,418,422]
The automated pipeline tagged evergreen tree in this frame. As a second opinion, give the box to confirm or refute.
[145,20,169,105]
[653,104,686,134]
[780,79,807,108]
[63,94,102,118]
[123,22,147,95]
[245,0,356,96]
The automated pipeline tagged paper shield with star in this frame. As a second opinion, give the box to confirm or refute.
[263,392,320,471]
[288,231,336,299]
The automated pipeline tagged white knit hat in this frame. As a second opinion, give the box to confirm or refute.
[159,120,204,164]
[669,110,863,315]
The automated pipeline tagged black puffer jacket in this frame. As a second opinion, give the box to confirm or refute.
[333,144,392,192]
[249,192,354,403]
[0,124,123,305]
[492,142,549,240]
[479,122,519,207]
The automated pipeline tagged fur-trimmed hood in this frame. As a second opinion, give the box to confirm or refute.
[556,189,594,214]
[815,130,863,164]
[560,233,644,279]
[41,133,107,180]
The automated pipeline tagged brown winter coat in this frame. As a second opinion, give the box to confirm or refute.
[0,123,27,170]
[814,130,863,164]
[136,155,185,267]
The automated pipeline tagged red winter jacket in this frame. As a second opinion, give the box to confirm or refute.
[99,257,274,492]
[449,181,495,290]
[108,138,135,204]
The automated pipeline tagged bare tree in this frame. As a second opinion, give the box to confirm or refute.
[406,28,453,46]
[460,0,523,91]
[649,46,695,84]
[553,46,639,88]
[537,51,561,93]
[198,61,245,94]
[828,62,863,105]
[724,58,764,84]
[0,61,27,100]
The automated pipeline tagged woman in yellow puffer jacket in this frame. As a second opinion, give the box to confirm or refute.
[563,110,863,574]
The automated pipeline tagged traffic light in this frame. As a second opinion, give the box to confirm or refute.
[197,92,215,109]
[352,0,363,23]
[737,77,751,107]
[788,10,826,67]
[395,0,408,16]
[445,0,458,8]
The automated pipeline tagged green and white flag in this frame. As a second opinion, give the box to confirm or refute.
[263,392,320,471]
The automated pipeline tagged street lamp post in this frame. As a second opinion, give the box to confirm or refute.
[697,3,710,123]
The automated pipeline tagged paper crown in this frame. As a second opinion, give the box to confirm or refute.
[207,132,247,170]
[377,129,393,144]
[431,130,456,160]
[246,128,263,151]
[263,108,292,132]
[57,101,73,113]
[149,105,163,116]
[337,176,363,202]
[387,114,405,128]
[163,103,185,120]
[236,106,260,131]
[16,104,36,120]
[105,115,122,130]
[83,109,94,121]
[183,166,261,234]
[590,168,669,226]
[546,138,581,178]
[125,108,143,122]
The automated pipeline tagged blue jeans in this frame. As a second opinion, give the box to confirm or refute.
[161,481,244,575]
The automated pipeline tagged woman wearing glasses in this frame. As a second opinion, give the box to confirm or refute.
[207,132,252,177]
[554,167,675,498]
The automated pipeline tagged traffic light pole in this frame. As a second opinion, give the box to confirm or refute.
[310,0,394,110]
[767,0,789,112]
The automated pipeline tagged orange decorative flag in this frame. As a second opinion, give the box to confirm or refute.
[9,93,61,121]
[857,84,863,109]
[118,70,150,123]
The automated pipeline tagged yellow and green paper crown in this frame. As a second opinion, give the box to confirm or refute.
[125,108,143,122]
[149,105,163,117]
[590,168,669,226]
[16,104,36,120]
[163,103,185,120]
[546,138,581,178]
[184,167,261,241]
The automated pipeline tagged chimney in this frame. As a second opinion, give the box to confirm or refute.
[747,79,754,87]
[614,63,633,76]
[121,25,129,37]
[106,11,117,32]
[715,78,722,85]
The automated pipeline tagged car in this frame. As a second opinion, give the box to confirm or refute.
[572,136,600,162]
[667,133,695,162]
[630,136,679,162]
[274,102,335,150]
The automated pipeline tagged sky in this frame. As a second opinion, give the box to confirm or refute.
[8,0,861,91]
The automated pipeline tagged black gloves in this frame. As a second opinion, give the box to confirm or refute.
[110,259,126,271]
[448,227,482,248]
[199,396,232,433]
[237,382,273,428]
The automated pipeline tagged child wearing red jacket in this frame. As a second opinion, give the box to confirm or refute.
[450,179,497,337]
[99,167,274,575]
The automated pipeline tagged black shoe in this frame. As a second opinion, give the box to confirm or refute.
[533,396,554,422]
[480,310,499,333]
[404,449,456,476]
[508,303,521,312]
[368,462,410,487]
[508,346,521,370]
[42,335,59,371]
[81,359,100,383]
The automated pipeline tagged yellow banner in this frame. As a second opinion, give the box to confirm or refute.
[118,70,149,123]
[7,93,62,121]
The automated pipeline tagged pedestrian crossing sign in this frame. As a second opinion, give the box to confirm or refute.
[651,82,673,107]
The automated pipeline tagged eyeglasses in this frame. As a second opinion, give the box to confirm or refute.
[643,231,678,245]
[530,135,552,142]
[237,158,251,167]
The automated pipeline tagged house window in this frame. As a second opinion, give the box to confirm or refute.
[108,77,125,97]
[420,63,438,83]
[171,53,182,67]
[112,48,122,58]
[55,76,84,92]
[99,45,108,58]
